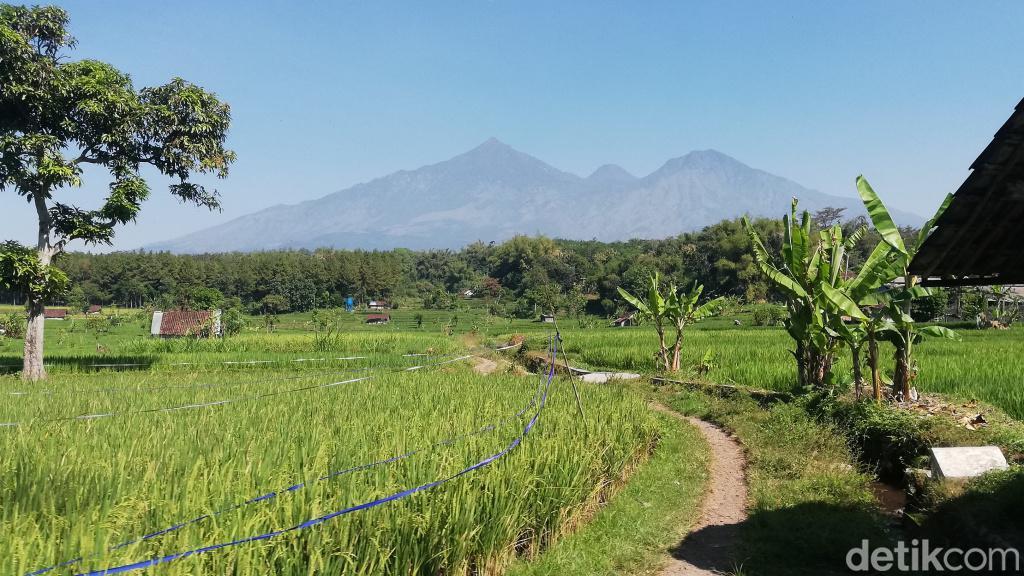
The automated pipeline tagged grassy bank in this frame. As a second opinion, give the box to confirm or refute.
[507,412,708,576]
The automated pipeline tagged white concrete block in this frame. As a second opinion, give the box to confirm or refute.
[929,446,1008,480]
[580,372,641,384]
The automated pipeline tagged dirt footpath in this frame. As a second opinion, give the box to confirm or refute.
[651,404,749,575]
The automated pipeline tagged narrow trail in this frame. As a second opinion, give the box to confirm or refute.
[651,403,749,576]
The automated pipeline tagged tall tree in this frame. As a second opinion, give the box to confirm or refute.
[0,5,235,380]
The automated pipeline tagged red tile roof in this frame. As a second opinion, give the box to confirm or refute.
[365,314,390,323]
[43,309,67,319]
[87,305,102,314]
[159,310,214,336]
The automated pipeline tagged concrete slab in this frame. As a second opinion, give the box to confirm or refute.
[929,446,1008,480]
[580,372,641,384]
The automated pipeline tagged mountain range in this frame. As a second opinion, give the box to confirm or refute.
[147,139,922,253]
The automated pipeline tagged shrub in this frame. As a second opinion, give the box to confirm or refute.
[0,313,26,339]
[751,304,787,326]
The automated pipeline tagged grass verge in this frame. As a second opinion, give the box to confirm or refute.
[507,411,709,576]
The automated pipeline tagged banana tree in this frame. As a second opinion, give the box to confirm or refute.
[618,272,672,371]
[744,200,868,389]
[828,232,905,400]
[665,282,724,371]
[855,176,959,399]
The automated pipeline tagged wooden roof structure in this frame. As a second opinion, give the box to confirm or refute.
[910,97,1024,286]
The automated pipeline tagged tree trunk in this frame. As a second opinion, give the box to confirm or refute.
[23,298,46,381]
[655,324,670,372]
[671,331,683,372]
[23,193,54,381]
[893,340,912,400]
[868,333,881,402]
[852,344,863,400]
[795,340,806,388]
[797,342,832,389]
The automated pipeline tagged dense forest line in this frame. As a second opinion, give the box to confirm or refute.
[1,211,899,318]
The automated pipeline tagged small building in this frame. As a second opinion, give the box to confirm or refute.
[539,314,555,323]
[462,289,475,298]
[151,309,222,338]
[86,305,102,315]
[368,300,389,311]
[366,313,390,325]
[43,308,67,320]
[611,311,636,327]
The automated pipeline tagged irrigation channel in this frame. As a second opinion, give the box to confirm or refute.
[21,338,572,575]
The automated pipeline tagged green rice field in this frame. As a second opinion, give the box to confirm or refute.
[550,324,1024,419]
[0,345,658,574]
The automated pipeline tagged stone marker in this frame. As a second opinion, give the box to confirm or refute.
[929,446,1008,480]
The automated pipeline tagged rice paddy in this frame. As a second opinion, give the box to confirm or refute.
[2,309,1022,575]
[551,324,1024,419]
[0,334,659,575]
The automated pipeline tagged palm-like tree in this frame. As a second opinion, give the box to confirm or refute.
[855,177,958,399]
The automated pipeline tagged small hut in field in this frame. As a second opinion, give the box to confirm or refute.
[43,308,67,320]
[86,305,102,315]
[151,309,222,338]
[365,313,390,325]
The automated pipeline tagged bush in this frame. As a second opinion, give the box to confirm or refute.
[222,307,246,337]
[0,313,25,339]
[751,304,787,326]
[912,288,949,322]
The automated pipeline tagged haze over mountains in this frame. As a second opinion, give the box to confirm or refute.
[148,139,922,253]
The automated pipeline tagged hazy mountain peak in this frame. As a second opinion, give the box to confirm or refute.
[468,137,512,154]
[587,164,636,183]
[654,149,746,176]
[446,138,578,183]
[147,142,924,253]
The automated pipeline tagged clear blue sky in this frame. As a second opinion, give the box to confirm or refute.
[3,0,1022,250]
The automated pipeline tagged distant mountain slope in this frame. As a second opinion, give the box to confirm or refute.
[147,139,922,253]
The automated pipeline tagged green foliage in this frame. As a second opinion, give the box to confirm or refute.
[751,304,786,326]
[854,176,958,398]
[0,241,68,301]
[911,287,949,322]
[221,307,246,337]
[0,311,25,338]
[743,201,866,389]
[0,5,235,246]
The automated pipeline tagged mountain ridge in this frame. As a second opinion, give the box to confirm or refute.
[147,140,923,253]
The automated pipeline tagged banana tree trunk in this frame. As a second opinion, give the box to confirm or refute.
[670,324,685,372]
[893,338,912,400]
[868,333,881,402]
[655,324,670,372]
[852,344,863,400]
[797,341,833,389]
